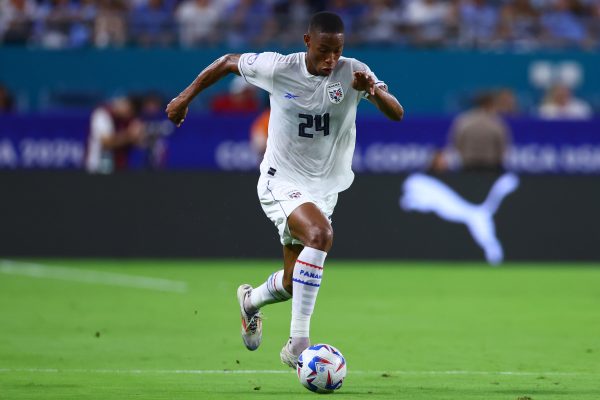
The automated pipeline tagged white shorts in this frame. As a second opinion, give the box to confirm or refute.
[257,174,338,246]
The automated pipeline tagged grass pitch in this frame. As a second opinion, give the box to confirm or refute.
[1,259,599,399]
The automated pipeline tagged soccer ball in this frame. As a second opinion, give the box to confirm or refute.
[297,344,347,394]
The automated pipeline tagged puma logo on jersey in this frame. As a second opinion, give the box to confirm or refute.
[400,173,520,265]
[326,82,344,104]
[284,92,299,99]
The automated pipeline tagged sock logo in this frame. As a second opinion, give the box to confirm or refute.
[299,269,322,280]
[400,173,519,265]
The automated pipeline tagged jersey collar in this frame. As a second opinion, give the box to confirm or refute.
[300,52,325,80]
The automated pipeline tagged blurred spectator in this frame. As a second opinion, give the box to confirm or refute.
[175,0,220,47]
[448,92,512,172]
[538,84,592,119]
[0,0,37,44]
[37,0,73,48]
[402,0,453,47]
[250,108,270,159]
[589,1,600,46]
[224,0,275,48]
[497,0,540,50]
[358,0,402,46]
[1,0,599,50]
[86,96,146,174]
[271,0,311,47]
[36,0,94,48]
[494,88,521,117]
[540,0,589,48]
[72,0,97,46]
[458,0,500,48]
[210,76,261,115]
[328,0,368,45]
[138,92,164,118]
[94,0,127,48]
[0,83,15,114]
[427,149,451,174]
[137,92,171,170]
[130,0,175,47]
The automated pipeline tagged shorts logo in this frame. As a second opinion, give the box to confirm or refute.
[326,82,344,104]
[287,190,303,199]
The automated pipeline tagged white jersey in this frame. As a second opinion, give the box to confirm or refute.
[238,52,385,197]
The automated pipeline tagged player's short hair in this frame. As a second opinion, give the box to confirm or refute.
[308,12,344,34]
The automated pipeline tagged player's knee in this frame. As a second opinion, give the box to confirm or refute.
[304,225,333,252]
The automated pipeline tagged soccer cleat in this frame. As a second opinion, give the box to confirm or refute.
[280,338,308,368]
[237,284,262,351]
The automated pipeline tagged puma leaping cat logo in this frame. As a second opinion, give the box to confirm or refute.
[400,173,520,265]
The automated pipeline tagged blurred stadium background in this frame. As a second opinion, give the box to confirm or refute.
[1,0,599,261]
[1,1,600,399]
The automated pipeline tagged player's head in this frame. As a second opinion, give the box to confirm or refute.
[304,12,345,76]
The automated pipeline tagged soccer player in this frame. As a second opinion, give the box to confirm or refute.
[165,11,404,367]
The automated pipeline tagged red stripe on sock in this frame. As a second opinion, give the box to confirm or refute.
[273,271,280,291]
[296,259,323,270]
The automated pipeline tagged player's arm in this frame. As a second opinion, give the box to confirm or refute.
[367,85,404,121]
[352,71,404,121]
[166,54,241,127]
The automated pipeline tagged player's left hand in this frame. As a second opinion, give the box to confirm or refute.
[352,71,376,96]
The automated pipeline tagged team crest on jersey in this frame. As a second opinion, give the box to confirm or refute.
[287,190,303,199]
[326,82,344,104]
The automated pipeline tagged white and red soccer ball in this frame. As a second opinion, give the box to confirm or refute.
[297,344,347,394]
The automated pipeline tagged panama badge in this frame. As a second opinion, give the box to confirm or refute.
[326,82,344,104]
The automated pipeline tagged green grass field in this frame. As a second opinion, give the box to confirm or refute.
[1,259,599,400]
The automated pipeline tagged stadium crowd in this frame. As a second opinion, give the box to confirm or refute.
[0,0,599,50]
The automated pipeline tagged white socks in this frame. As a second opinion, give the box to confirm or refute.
[243,247,327,351]
[290,246,327,338]
[247,269,291,313]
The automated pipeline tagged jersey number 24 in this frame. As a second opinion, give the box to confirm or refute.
[298,113,330,138]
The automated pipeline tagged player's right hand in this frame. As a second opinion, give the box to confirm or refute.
[165,97,189,127]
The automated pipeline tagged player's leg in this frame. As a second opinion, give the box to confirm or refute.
[280,202,333,367]
[238,177,300,351]
[238,266,293,351]
[244,270,292,314]
[282,243,303,293]
[238,270,292,351]
[241,242,302,316]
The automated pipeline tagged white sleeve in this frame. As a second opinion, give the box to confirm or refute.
[351,59,388,99]
[238,52,281,94]
[91,108,114,140]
